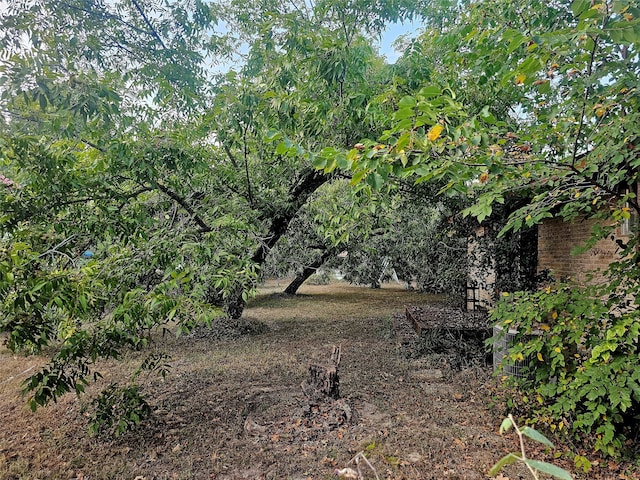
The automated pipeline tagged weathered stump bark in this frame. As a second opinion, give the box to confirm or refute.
[302,346,341,400]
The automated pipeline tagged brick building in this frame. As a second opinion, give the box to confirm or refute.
[466,213,631,310]
[537,216,629,284]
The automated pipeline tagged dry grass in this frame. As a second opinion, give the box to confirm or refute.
[0,280,632,480]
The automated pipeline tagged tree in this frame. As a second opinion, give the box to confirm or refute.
[328,184,471,298]
[0,0,424,432]
[325,0,640,456]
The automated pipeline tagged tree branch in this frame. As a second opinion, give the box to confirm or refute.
[154,181,212,233]
[571,33,599,167]
[242,126,254,207]
[222,143,239,169]
[59,1,149,36]
[131,0,168,50]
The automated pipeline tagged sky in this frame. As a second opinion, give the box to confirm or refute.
[0,2,422,71]
[378,19,422,64]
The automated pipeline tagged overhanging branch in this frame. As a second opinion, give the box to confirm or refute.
[155,181,212,233]
[131,0,168,50]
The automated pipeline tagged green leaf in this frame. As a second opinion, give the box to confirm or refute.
[398,95,417,108]
[264,129,281,141]
[396,132,411,151]
[524,459,573,480]
[393,108,414,121]
[499,417,513,433]
[480,106,496,125]
[349,169,367,186]
[275,141,288,155]
[419,85,442,97]
[521,426,554,448]
[366,172,384,190]
[571,0,590,17]
[489,453,522,475]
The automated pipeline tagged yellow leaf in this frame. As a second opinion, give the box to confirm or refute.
[552,311,558,320]
[554,347,561,353]
[624,13,634,21]
[427,124,444,141]
[515,74,526,85]
[537,352,544,362]
[489,144,503,154]
[540,324,550,331]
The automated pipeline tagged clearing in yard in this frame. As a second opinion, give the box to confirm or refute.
[0,281,634,479]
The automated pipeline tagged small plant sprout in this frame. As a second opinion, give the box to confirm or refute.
[490,415,573,480]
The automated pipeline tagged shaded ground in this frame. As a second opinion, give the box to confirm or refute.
[1,281,637,479]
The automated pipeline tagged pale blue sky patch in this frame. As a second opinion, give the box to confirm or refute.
[378,19,422,64]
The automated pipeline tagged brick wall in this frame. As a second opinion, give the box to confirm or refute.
[537,217,626,283]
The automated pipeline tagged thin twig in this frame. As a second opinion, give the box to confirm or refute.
[0,365,35,386]
[37,234,77,259]
[571,32,600,167]
[154,181,212,233]
[509,414,540,480]
[347,451,380,480]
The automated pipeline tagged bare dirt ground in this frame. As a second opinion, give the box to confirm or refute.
[1,281,638,480]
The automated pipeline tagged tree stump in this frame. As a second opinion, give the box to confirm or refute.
[302,346,341,400]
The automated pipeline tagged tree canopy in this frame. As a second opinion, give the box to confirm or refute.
[322,0,640,456]
[0,0,430,433]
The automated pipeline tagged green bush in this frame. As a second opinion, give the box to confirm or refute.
[491,283,640,457]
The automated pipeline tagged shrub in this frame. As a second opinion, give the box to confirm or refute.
[491,283,640,457]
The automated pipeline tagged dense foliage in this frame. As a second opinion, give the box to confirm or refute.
[324,0,640,457]
[0,0,430,432]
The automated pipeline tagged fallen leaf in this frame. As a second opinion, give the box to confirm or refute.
[335,467,359,479]
[406,452,422,463]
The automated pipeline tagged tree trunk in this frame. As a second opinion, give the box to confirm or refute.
[223,168,329,318]
[284,247,337,295]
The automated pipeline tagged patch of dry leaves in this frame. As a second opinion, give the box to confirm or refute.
[1,282,638,480]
